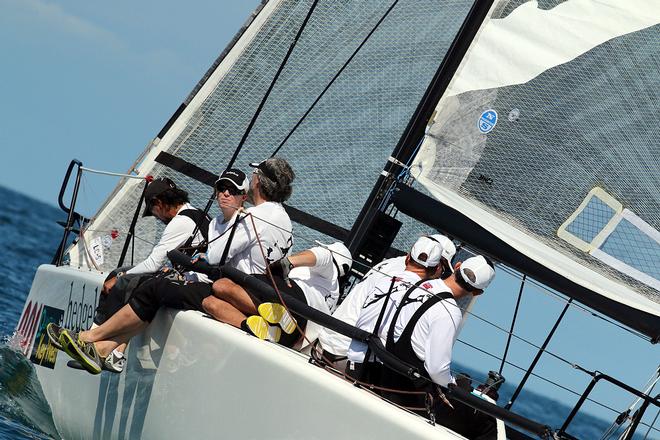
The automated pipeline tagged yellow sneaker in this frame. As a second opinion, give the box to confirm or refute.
[245,316,281,343]
[59,329,102,375]
[258,303,296,335]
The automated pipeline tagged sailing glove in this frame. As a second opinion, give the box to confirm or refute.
[268,257,294,287]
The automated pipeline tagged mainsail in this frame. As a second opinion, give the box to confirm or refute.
[410,0,660,339]
[67,0,475,270]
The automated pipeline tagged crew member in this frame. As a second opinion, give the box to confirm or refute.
[348,253,495,419]
[47,159,296,374]
[318,234,455,362]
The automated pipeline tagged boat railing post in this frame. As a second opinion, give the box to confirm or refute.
[117,177,150,267]
[559,372,660,438]
[499,274,526,375]
[53,160,84,266]
[505,298,572,410]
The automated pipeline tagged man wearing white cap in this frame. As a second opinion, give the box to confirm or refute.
[346,236,444,365]
[318,234,456,361]
[351,254,495,415]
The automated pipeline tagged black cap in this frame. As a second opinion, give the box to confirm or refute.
[142,178,177,217]
[215,169,249,192]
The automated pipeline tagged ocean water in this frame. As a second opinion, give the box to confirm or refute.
[0,185,653,439]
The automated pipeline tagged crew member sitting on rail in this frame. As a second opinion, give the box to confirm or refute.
[318,234,455,365]
[347,251,495,423]
[98,178,209,322]
[203,241,352,346]
[46,158,295,374]
[89,177,209,371]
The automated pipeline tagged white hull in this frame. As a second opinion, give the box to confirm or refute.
[17,265,473,439]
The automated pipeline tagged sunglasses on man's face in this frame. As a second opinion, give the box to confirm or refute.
[215,184,242,196]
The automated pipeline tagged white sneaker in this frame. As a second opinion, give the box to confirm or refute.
[103,349,126,373]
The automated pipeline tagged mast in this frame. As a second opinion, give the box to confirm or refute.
[346,0,495,254]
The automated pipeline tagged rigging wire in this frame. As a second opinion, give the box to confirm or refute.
[228,0,320,169]
[642,405,660,440]
[497,264,650,343]
[456,339,660,435]
[270,0,401,157]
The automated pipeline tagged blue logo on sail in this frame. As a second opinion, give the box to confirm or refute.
[478,109,498,134]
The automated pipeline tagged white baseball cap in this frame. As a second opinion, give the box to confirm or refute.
[327,242,352,277]
[428,234,456,272]
[410,236,442,268]
[459,255,495,290]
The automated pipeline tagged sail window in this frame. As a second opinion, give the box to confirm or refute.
[558,188,660,291]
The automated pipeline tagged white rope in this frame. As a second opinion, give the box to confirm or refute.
[80,166,145,179]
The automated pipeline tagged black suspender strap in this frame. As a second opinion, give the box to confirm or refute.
[385,279,428,349]
[178,209,211,251]
[388,290,454,350]
[219,213,245,266]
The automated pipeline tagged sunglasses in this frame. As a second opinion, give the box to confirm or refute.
[215,184,243,196]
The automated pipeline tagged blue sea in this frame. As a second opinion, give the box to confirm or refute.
[0,185,654,439]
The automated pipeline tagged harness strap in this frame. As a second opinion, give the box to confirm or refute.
[390,290,454,350]
[219,213,245,266]
[385,279,433,349]
[178,209,211,252]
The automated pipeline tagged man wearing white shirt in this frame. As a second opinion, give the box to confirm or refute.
[318,234,456,360]
[205,158,294,273]
[348,253,495,417]
[95,178,208,326]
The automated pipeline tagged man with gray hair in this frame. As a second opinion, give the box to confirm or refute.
[204,157,295,273]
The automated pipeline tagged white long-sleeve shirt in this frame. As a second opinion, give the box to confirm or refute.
[185,212,238,283]
[318,255,406,356]
[288,246,340,342]
[347,275,462,387]
[126,203,203,275]
[206,202,293,274]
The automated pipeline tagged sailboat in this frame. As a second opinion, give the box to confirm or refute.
[15,0,659,438]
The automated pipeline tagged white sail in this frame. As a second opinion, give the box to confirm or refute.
[66,0,476,272]
[413,0,660,338]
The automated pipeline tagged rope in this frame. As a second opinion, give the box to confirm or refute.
[80,167,144,180]
[247,212,313,347]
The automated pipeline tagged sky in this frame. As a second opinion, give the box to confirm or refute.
[1,0,658,435]
[0,0,260,210]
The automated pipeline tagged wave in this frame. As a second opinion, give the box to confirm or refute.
[0,335,59,439]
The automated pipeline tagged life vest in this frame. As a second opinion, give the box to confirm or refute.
[177,209,211,255]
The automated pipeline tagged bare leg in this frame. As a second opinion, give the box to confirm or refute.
[202,296,247,328]
[211,278,258,315]
[80,303,147,344]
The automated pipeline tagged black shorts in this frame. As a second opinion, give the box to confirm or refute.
[95,270,150,325]
[128,276,212,322]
